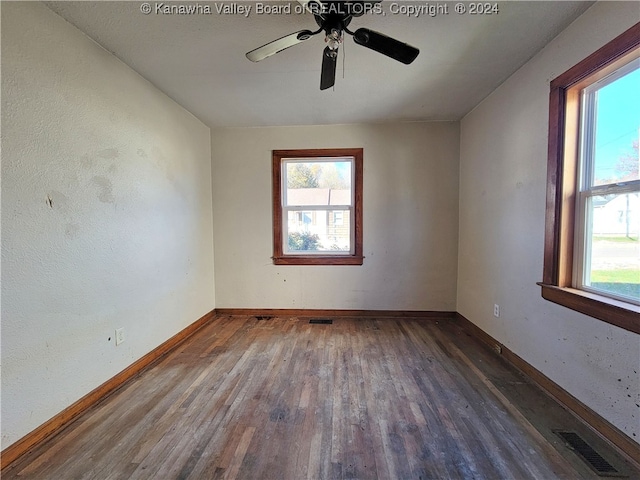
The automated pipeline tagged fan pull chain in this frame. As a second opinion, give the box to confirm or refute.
[342,39,346,80]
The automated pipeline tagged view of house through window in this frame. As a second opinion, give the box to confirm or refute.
[272,148,363,265]
[284,160,353,254]
[576,60,639,304]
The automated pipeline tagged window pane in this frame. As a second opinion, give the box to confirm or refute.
[585,192,640,302]
[285,160,352,206]
[286,209,351,253]
[592,66,640,187]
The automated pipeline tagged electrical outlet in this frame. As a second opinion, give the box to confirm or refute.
[493,304,500,318]
[115,328,125,346]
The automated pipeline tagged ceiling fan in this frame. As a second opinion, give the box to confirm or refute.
[246,0,420,90]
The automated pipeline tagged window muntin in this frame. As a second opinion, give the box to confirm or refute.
[574,60,640,305]
[272,149,363,265]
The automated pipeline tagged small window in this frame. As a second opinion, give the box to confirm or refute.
[272,149,363,265]
[540,23,640,334]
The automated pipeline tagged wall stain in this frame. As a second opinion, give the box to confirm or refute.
[80,154,92,169]
[91,176,115,203]
[46,191,69,209]
[65,223,80,239]
[97,148,119,159]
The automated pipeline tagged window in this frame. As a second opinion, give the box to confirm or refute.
[540,23,640,334]
[272,149,363,265]
[576,63,639,304]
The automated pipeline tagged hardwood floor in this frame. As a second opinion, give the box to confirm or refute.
[4,315,638,479]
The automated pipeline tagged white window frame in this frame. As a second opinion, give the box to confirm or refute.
[573,59,640,306]
[282,157,355,256]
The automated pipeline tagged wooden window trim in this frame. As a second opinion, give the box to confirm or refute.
[272,148,364,266]
[539,22,640,335]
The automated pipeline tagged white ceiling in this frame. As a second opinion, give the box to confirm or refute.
[45,1,592,128]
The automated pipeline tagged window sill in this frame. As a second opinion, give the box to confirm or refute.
[538,283,640,334]
[273,255,364,266]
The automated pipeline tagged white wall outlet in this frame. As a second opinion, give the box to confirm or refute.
[115,328,125,346]
[493,304,500,318]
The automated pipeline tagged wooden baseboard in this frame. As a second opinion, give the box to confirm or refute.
[0,309,217,471]
[7,308,636,472]
[215,308,456,318]
[454,312,640,468]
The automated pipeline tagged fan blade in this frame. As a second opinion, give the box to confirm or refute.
[320,47,338,90]
[352,28,419,64]
[246,30,316,62]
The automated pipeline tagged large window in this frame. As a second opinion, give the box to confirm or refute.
[576,62,639,304]
[272,149,363,265]
[540,23,640,334]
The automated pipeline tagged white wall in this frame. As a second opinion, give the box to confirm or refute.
[1,2,215,447]
[458,2,640,442]
[212,123,459,311]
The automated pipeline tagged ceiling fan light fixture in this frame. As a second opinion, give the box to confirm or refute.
[325,29,343,52]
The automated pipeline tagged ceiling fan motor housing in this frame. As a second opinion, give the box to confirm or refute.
[308,0,382,18]
[314,13,352,35]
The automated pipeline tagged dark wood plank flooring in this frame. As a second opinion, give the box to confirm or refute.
[4,315,638,479]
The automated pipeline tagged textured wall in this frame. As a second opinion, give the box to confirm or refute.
[457,2,640,442]
[1,2,214,447]
[211,122,459,311]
